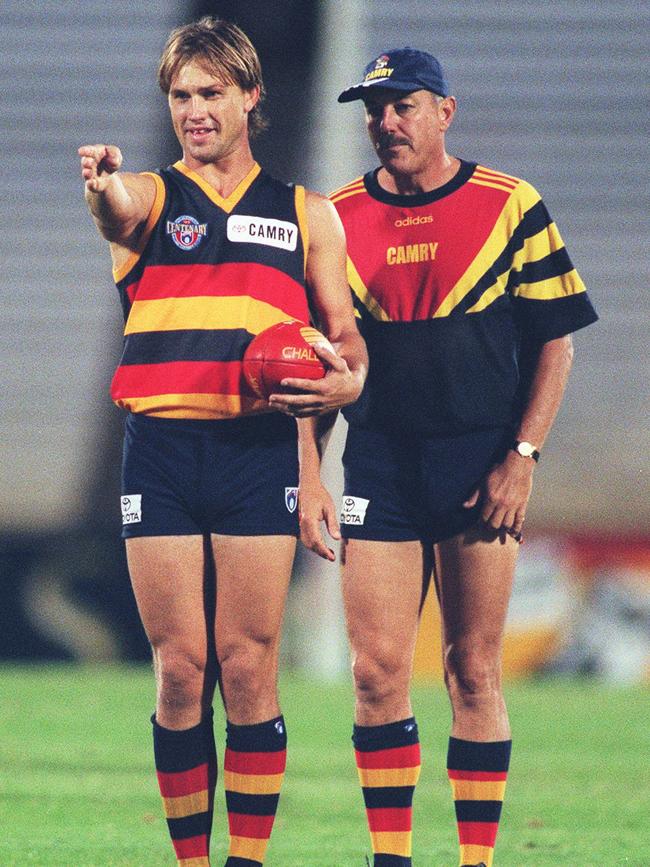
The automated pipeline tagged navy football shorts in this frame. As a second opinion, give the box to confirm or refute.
[120,412,299,539]
[340,424,510,545]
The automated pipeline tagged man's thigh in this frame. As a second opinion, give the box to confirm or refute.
[212,534,296,653]
[342,539,432,657]
[126,534,210,655]
[435,526,519,650]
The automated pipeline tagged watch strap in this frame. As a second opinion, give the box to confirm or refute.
[512,440,540,462]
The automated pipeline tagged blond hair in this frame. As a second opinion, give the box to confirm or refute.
[158,16,268,137]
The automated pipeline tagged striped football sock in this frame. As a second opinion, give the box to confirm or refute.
[224,715,287,866]
[152,711,217,867]
[353,717,421,866]
[447,737,511,867]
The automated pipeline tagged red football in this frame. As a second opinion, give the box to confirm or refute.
[243,320,332,400]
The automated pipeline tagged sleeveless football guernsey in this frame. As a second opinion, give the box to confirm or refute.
[111,162,310,419]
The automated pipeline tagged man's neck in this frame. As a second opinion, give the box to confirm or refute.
[378,154,460,196]
[181,148,257,199]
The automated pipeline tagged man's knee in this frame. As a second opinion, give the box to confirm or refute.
[219,637,276,701]
[444,640,502,699]
[352,643,411,707]
[154,646,207,712]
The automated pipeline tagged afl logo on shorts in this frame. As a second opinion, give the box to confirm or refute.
[285,487,298,513]
[166,214,208,251]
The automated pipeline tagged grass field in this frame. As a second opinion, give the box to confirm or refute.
[0,665,648,866]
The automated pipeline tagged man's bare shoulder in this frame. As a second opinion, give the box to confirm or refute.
[304,188,344,227]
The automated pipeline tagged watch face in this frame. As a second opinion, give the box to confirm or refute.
[518,442,535,457]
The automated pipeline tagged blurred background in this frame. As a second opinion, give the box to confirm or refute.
[2,0,648,683]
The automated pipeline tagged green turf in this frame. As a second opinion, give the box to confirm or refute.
[0,665,648,865]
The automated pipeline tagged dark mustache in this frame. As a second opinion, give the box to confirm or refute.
[377,134,410,149]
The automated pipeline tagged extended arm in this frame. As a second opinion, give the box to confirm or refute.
[464,334,575,537]
[78,144,157,247]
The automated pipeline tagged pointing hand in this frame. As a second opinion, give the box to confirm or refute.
[78,144,123,193]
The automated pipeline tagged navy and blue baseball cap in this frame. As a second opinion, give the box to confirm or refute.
[338,47,449,103]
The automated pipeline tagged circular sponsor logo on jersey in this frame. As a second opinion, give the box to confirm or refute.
[167,214,208,251]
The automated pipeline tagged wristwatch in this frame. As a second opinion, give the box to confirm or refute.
[512,440,540,462]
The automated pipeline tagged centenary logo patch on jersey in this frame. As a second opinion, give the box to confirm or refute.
[285,487,298,513]
[121,494,142,524]
[166,214,208,251]
[340,495,370,525]
[227,215,298,251]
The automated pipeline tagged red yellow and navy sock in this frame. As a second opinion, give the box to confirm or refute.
[152,711,217,867]
[224,715,287,866]
[447,736,511,867]
[353,717,421,866]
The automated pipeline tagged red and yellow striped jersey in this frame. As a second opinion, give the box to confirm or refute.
[330,161,598,435]
[111,162,310,419]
